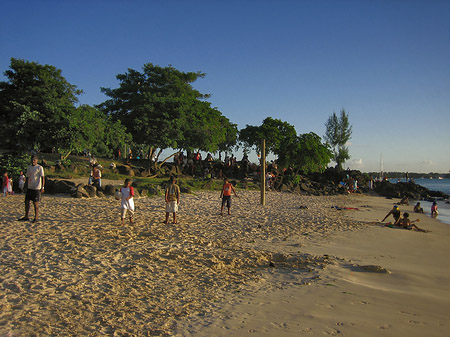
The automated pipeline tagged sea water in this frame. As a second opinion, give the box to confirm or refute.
[389,178,450,225]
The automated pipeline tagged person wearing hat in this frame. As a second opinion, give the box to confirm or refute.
[18,155,45,223]
[381,205,402,224]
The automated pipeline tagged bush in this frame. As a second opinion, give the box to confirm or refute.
[0,152,31,179]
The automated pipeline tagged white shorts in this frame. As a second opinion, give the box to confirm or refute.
[166,201,178,213]
[121,208,134,219]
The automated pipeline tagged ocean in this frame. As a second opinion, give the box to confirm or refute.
[388,178,450,225]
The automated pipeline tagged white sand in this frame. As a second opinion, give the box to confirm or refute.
[0,191,449,336]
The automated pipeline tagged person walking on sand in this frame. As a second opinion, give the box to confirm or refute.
[120,178,135,225]
[18,155,45,223]
[165,176,180,224]
[381,205,401,224]
[220,178,238,216]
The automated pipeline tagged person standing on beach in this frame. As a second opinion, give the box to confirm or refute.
[18,171,26,193]
[220,178,238,216]
[165,176,180,224]
[2,172,10,196]
[120,178,135,225]
[19,155,45,223]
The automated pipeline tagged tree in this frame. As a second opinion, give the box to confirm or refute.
[239,117,297,155]
[239,117,332,174]
[99,63,234,168]
[278,132,332,174]
[62,105,132,158]
[0,58,82,152]
[324,108,352,170]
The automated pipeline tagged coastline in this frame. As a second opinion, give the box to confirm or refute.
[1,191,449,336]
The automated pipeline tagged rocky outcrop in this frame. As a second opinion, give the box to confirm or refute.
[374,181,448,200]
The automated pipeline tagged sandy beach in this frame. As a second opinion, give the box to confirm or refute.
[1,189,449,336]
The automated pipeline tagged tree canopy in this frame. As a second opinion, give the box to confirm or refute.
[239,117,332,174]
[324,108,352,170]
[0,58,131,157]
[99,63,236,160]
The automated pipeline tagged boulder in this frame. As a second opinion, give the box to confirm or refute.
[104,185,116,196]
[84,185,97,198]
[73,184,89,198]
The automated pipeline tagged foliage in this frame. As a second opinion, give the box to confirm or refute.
[0,58,132,158]
[99,63,235,161]
[0,153,31,179]
[324,108,352,170]
[0,58,82,152]
[239,117,297,155]
[278,132,333,174]
[239,117,332,174]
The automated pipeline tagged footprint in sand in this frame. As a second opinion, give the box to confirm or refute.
[378,324,392,329]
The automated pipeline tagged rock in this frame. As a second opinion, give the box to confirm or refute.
[104,185,116,196]
[73,184,89,198]
[180,187,192,194]
[84,185,97,198]
[96,190,105,198]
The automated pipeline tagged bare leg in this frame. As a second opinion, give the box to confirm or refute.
[165,212,169,224]
[173,212,177,224]
[33,201,39,221]
[24,200,31,219]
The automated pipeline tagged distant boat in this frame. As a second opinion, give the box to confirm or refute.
[438,177,443,180]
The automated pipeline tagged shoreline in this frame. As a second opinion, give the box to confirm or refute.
[1,192,449,336]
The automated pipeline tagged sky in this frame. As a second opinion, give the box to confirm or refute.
[1,0,449,173]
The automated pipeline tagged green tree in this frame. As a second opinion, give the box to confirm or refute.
[0,58,82,152]
[324,108,352,170]
[239,117,297,155]
[62,105,132,158]
[239,117,331,174]
[99,63,234,168]
[278,132,332,174]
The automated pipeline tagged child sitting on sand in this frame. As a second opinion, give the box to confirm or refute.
[414,202,424,213]
[120,178,135,225]
[397,212,429,232]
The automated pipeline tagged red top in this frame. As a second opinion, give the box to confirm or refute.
[222,182,232,196]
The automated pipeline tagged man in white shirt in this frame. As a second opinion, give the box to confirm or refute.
[18,155,45,223]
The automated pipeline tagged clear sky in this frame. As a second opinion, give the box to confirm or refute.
[1,0,449,173]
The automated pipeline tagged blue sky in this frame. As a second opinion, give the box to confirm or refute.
[1,0,449,173]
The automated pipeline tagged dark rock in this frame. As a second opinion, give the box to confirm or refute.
[104,185,115,196]
[180,187,192,194]
[84,185,97,198]
[73,184,89,198]
[96,191,105,198]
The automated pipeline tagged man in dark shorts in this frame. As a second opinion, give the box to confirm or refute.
[18,155,45,223]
